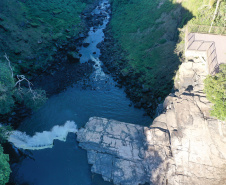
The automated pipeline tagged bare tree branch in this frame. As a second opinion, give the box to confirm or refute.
[4,53,14,78]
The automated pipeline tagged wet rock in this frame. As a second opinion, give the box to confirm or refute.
[83,43,90,47]
[147,103,152,108]
[141,88,149,93]
[67,52,80,63]
[79,33,85,38]
[134,102,141,108]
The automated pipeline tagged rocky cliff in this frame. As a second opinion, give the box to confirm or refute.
[77,59,226,184]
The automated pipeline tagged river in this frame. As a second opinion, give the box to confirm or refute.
[9,0,152,184]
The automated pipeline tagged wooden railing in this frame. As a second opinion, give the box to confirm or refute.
[207,43,219,75]
[185,25,221,75]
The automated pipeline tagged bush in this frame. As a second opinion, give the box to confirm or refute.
[204,64,226,121]
[0,145,11,185]
[0,61,15,114]
[15,88,47,110]
[0,59,47,115]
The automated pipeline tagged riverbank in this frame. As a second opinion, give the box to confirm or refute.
[98,0,193,118]
[0,1,109,183]
[6,1,153,184]
[0,0,98,73]
[0,0,103,128]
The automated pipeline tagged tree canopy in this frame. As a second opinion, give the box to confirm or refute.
[204,64,226,121]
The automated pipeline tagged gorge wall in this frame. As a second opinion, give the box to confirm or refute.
[77,59,226,185]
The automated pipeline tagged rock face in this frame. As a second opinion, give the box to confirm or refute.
[77,60,226,185]
[77,117,172,185]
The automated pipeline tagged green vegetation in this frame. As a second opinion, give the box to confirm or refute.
[0,59,47,114]
[0,145,10,185]
[109,0,192,97]
[204,64,226,121]
[108,0,225,100]
[0,61,15,114]
[178,0,226,120]
[182,0,226,34]
[0,0,94,73]
[0,0,96,114]
[0,126,12,185]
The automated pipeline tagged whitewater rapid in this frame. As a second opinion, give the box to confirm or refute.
[8,121,78,150]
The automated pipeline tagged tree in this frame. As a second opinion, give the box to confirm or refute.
[0,55,47,114]
[0,126,12,185]
[204,64,226,121]
[0,61,15,114]
[0,145,11,185]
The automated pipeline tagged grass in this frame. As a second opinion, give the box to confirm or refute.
[109,0,193,97]
[182,0,226,32]
[0,0,94,73]
[109,0,226,98]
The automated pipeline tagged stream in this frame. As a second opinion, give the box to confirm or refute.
[9,0,152,184]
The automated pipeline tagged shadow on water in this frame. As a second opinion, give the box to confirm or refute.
[100,0,194,118]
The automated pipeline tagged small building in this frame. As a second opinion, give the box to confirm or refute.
[185,30,226,75]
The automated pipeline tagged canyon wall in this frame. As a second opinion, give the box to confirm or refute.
[77,59,226,185]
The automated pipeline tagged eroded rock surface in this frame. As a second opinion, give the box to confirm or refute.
[77,117,172,185]
[77,60,226,185]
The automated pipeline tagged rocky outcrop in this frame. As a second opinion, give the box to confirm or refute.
[77,59,226,184]
[77,117,172,185]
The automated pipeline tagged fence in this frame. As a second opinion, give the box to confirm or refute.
[207,42,219,75]
[187,25,226,36]
[185,25,221,75]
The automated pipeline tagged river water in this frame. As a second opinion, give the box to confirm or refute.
[9,0,151,184]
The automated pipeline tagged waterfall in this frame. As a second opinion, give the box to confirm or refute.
[90,55,106,80]
[8,121,78,150]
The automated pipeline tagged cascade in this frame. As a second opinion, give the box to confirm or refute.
[8,121,78,150]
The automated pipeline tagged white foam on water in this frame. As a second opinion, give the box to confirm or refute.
[8,121,78,150]
[90,55,106,80]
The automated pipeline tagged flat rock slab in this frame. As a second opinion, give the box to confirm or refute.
[77,117,171,185]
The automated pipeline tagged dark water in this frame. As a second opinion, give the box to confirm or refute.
[10,1,152,184]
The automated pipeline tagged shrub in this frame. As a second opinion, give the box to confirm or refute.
[204,64,226,121]
[0,145,11,185]
[0,59,47,115]
[15,88,47,110]
[0,61,15,114]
